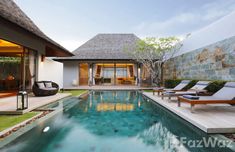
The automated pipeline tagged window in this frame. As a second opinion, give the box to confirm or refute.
[103,68,114,78]
[116,68,127,77]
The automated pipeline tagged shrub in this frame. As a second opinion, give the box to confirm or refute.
[183,80,198,90]
[205,80,226,93]
[164,79,181,88]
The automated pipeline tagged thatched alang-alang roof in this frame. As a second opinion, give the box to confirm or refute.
[0,0,73,56]
[55,34,140,61]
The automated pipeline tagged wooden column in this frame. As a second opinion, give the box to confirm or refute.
[22,48,26,90]
[137,63,141,87]
[89,63,93,86]
[114,63,116,85]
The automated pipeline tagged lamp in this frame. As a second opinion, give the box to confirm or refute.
[137,66,141,84]
[17,91,28,110]
[41,55,45,62]
[89,66,92,86]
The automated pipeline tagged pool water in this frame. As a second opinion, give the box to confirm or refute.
[1,91,233,152]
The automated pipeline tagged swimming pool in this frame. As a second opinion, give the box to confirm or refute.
[1,91,233,152]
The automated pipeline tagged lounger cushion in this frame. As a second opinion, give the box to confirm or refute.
[213,82,235,100]
[153,87,164,90]
[183,95,199,100]
[164,91,175,94]
[224,82,235,88]
[173,80,190,90]
[190,81,210,90]
[174,91,196,95]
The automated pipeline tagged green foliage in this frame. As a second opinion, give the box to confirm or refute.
[164,79,181,88]
[136,37,180,57]
[143,89,153,92]
[164,79,197,90]
[183,80,198,90]
[205,80,226,93]
[0,57,21,63]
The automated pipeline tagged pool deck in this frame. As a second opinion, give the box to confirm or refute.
[143,92,235,133]
[0,93,71,115]
[64,85,152,90]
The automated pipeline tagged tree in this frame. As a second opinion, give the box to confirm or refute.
[129,37,182,86]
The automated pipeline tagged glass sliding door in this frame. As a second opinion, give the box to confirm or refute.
[0,39,37,93]
[0,56,22,92]
[92,63,136,86]
[101,64,115,85]
[93,63,115,85]
[116,63,136,85]
[79,63,89,85]
[93,64,102,85]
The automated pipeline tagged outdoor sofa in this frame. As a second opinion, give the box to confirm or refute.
[153,80,191,95]
[32,81,59,96]
[161,81,211,100]
[177,82,235,112]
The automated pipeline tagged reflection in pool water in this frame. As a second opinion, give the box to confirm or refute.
[1,91,233,152]
[96,103,134,112]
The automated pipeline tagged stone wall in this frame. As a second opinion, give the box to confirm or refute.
[163,36,235,81]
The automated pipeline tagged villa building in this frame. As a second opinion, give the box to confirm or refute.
[0,0,73,96]
[56,34,150,88]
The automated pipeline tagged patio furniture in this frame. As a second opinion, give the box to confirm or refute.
[32,81,59,96]
[153,80,191,95]
[177,82,235,112]
[161,81,211,100]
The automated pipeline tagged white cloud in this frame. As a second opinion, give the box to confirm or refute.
[132,0,235,38]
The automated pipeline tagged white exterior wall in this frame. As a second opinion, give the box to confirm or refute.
[176,11,235,57]
[38,56,63,88]
[63,61,79,88]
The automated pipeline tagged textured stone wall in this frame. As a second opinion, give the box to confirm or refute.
[163,36,235,81]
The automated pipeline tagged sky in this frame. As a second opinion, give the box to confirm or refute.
[14,0,235,51]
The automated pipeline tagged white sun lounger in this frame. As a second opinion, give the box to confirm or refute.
[162,81,211,100]
[177,82,235,112]
[153,80,191,95]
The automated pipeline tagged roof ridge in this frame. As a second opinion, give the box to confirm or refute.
[72,33,140,53]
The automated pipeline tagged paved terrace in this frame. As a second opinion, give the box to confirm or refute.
[64,85,152,90]
[143,92,235,134]
[0,93,71,115]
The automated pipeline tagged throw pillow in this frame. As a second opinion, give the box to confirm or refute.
[45,82,52,88]
[37,82,45,88]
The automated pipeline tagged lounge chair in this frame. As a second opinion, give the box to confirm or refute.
[153,80,191,95]
[177,82,235,112]
[32,81,59,96]
[161,81,211,100]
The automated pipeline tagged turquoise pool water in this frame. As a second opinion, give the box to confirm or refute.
[1,91,233,152]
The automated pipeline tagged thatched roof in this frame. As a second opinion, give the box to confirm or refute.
[55,34,140,61]
[0,0,73,56]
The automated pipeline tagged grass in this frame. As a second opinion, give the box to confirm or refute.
[60,90,87,96]
[0,112,40,132]
[143,89,152,92]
